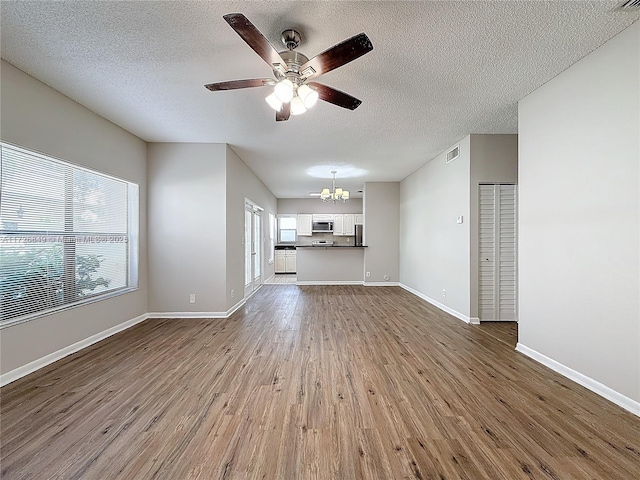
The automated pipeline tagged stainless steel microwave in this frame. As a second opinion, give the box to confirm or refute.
[312,221,333,232]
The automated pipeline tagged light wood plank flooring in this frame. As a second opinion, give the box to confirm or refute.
[1,285,638,479]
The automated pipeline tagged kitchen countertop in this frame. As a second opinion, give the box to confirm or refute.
[276,244,367,248]
[296,244,367,248]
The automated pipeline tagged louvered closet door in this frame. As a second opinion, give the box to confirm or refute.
[478,184,517,321]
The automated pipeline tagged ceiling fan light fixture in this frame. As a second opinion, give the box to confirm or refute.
[274,79,294,102]
[290,95,307,115]
[265,92,283,111]
[297,84,319,109]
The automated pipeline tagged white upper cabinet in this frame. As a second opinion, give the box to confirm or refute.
[343,214,355,236]
[331,213,360,236]
[355,214,364,225]
[333,214,344,235]
[297,214,312,236]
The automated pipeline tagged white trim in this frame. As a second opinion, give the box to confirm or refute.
[515,343,640,417]
[400,283,479,324]
[0,313,148,387]
[364,282,400,287]
[296,280,363,286]
[148,297,247,320]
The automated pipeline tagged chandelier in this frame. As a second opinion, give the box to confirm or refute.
[320,171,350,203]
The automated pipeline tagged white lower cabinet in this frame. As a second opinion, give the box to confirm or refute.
[275,249,297,273]
[285,254,296,273]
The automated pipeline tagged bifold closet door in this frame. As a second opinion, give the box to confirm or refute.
[479,184,517,321]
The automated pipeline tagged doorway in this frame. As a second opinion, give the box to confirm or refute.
[478,184,517,321]
[244,200,263,297]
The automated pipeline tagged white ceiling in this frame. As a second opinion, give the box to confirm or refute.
[1,1,638,198]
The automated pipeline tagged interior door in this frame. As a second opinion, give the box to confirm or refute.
[244,201,263,297]
[479,184,517,321]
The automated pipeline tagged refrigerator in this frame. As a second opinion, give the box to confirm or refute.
[354,224,364,246]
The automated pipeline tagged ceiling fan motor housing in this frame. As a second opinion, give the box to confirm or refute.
[275,50,309,79]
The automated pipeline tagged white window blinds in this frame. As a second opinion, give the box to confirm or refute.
[0,143,138,326]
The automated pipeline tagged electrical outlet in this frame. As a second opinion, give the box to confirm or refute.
[366,272,371,278]
[189,293,196,304]
[231,289,235,299]
[442,289,446,298]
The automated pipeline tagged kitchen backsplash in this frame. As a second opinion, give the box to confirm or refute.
[296,231,355,246]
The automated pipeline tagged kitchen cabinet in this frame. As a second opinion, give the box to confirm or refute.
[332,214,356,236]
[355,214,364,225]
[297,214,312,236]
[275,249,297,273]
[285,253,296,273]
[343,214,355,235]
[333,214,344,235]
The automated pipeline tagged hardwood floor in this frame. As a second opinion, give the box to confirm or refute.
[1,285,638,479]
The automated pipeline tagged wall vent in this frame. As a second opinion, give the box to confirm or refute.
[615,0,640,11]
[446,145,460,164]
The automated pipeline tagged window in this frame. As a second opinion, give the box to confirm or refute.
[278,216,296,243]
[268,213,275,264]
[0,143,139,326]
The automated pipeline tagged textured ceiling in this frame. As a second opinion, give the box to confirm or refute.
[1,1,638,198]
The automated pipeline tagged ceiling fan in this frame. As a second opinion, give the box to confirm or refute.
[204,13,373,121]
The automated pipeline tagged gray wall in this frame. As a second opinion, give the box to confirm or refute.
[225,146,277,306]
[0,60,148,374]
[277,198,362,214]
[363,182,399,283]
[469,134,518,318]
[518,22,639,403]
[400,135,471,317]
[147,143,227,313]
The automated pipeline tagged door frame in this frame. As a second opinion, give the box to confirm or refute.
[244,199,264,297]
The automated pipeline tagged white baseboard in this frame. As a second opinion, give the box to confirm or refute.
[0,313,149,387]
[148,298,246,320]
[399,283,478,324]
[364,282,400,287]
[296,280,364,286]
[515,343,640,417]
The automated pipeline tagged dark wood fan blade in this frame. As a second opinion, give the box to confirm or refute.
[223,13,288,71]
[307,82,362,110]
[300,33,373,80]
[204,78,274,91]
[276,102,291,122]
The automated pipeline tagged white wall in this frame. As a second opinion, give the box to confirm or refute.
[400,136,471,318]
[0,60,148,374]
[147,143,227,314]
[518,22,639,405]
[363,182,399,283]
[469,135,518,318]
[277,198,363,215]
[225,146,277,307]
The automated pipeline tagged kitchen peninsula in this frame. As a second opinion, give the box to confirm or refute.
[296,244,366,285]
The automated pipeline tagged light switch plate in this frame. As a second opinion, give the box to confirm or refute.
[456,216,463,224]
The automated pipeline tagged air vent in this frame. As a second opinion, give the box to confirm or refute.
[446,145,460,164]
[615,0,640,11]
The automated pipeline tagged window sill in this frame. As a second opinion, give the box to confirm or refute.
[0,286,139,330]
